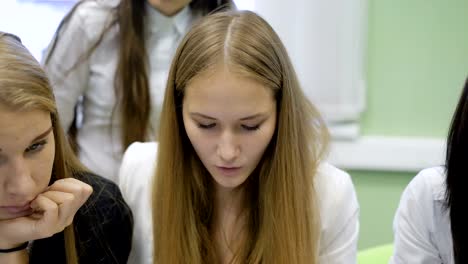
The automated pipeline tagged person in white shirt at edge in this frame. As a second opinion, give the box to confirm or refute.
[42,0,235,182]
[391,77,468,264]
[119,10,360,264]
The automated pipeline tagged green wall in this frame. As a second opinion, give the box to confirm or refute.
[352,171,412,250]
[363,0,468,137]
[353,0,468,250]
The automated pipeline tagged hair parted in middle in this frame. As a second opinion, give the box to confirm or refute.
[152,10,329,263]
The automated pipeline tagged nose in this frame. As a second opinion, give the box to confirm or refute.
[217,131,240,163]
[4,157,35,198]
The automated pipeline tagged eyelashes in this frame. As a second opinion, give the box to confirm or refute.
[242,124,260,131]
[0,140,49,167]
[25,140,47,153]
[197,123,216,129]
[197,123,260,131]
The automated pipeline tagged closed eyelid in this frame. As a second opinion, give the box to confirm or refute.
[25,140,47,153]
[242,117,268,126]
[193,118,216,125]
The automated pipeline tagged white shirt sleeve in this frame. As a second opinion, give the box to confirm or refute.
[42,5,92,131]
[390,170,443,264]
[316,163,360,264]
[118,142,158,264]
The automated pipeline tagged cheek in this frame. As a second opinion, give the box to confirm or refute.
[34,145,55,187]
[187,131,211,157]
[183,118,206,153]
[251,121,276,158]
[183,125,216,166]
[182,114,196,144]
[32,164,53,190]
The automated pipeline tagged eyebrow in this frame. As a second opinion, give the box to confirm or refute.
[190,112,269,121]
[0,126,53,153]
[32,126,53,142]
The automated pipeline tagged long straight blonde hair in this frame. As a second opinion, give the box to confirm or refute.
[152,10,329,263]
[0,32,88,264]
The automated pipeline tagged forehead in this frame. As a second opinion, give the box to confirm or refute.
[183,67,275,115]
[0,104,51,146]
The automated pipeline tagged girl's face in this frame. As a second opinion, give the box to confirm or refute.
[147,0,191,16]
[0,105,55,220]
[182,67,277,192]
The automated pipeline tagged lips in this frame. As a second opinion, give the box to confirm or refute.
[216,166,242,176]
[0,203,32,215]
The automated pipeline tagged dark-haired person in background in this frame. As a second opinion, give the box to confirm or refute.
[391,77,468,264]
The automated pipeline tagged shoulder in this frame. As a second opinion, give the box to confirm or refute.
[395,167,447,234]
[314,163,359,261]
[72,172,133,263]
[314,162,359,222]
[404,166,446,202]
[121,141,159,167]
[75,172,132,217]
[119,142,158,184]
[314,162,359,216]
[60,0,119,38]
[394,166,446,224]
[118,142,158,203]
[391,168,449,263]
[315,162,355,190]
[72,0,119,19]
[118,142,157,264]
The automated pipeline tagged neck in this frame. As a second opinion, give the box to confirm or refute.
[147,2,188,17]
[214,185,244,217]
[0,249,28,264]
[212,184,247,263]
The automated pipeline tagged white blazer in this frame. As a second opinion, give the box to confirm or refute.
[390,167,453,264]
[119,142,360,264]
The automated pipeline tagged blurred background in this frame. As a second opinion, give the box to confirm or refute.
[1,0,467,251]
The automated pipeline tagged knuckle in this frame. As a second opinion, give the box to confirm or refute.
[78,184,93,198]
[65,217,74,227]
[48,202,59,212]
[63,193,75,203]
[75,185,85,197]
[85,184,93,195]
[58,226,66,233]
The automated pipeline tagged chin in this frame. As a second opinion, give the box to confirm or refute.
[212,175,248,190]
[208,165,253,189]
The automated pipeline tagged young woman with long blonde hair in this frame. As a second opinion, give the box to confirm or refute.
[0,32,133,264]
[119,10,359,264]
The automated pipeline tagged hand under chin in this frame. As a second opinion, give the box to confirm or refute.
[0,208,34,221]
